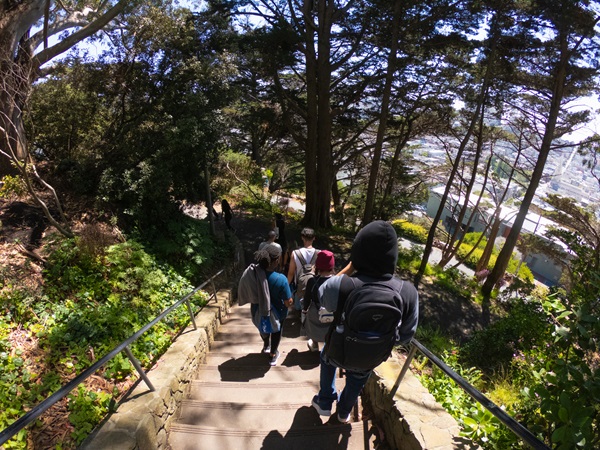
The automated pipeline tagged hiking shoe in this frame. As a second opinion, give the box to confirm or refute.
[311,395,332,416]
[262,345,271,354]
[307,339,319,352]
[269,350,280,366]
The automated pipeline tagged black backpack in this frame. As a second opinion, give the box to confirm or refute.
[324,277,403,372]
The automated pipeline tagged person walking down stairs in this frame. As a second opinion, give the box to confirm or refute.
[312,221,420,423]
[287,227,319,314]
[301,249,336,353]
[238,244,293,366]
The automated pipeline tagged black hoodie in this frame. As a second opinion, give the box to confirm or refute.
[351,220,398,280]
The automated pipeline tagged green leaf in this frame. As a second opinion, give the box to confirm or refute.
[552,426,567,443]
[558,407,569,422]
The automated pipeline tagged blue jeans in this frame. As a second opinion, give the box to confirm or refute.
[317,347,371,417]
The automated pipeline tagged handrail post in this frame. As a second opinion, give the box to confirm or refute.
[123,346,155,392]
[390,343,418,398]
[210,279,218,303]
[185,298,198,330]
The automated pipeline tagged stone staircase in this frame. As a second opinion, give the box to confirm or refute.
[167,304,380,450]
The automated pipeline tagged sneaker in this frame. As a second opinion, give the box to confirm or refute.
[311,395,332,416]
[336,412,351,423]
[262,345,271,354]
[269,350,280,366]
[307,339,319,352]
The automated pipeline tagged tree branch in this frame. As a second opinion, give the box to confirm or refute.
[32,0,133,69]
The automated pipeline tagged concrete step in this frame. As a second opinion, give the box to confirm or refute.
[168,304,375,450]
[208,339,314,355]
[187,379,345,403]
[169,418,374,450]
[177,400,329,429]
[194,362,322,383]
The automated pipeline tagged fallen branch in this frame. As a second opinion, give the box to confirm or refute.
[16,242,47,265]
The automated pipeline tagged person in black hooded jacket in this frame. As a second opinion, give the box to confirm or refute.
[310,220,419,423]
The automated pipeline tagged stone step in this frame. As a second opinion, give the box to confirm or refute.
[169,418,373,450]
[187,379,345,403]
[194,362,321,383]
[206,347,321,366]
[177,400,336,429]
[208,339,314,355]
[168,304,375,450]
[214,324,305,343]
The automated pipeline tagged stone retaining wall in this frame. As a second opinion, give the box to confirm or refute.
[363,355,480,450]
[80,289,232,450]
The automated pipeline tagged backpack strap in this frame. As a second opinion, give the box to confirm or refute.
[296,249,318,267]
[333,275,358,323]
[305,275,320,309]
[296,250,308,266]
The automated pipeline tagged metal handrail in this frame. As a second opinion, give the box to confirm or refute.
[0,269,224,447]
[392,338,551,450]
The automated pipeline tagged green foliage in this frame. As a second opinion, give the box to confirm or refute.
[418,352,518,447]
[396,245,428,275]
[391,219,428,243]
[432,266,477,300]
[460,298,549,373]
[415,325,456,356]
[0,236,211,449]
[213,150,261,197]
[68,386,115,444]
[462,232,486,250]
[238,194,274,215]
[520,294,600,449]
[142,214,232,284]
[0,175,27,199]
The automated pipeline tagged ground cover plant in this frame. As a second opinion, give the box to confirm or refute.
[0,231,218,449]
[415,283,599,449]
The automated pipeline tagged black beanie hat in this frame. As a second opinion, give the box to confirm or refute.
[351,221,398,279]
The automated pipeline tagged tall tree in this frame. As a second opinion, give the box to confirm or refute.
[362,0,467,225]
[0,0,137,176]
[482,0,600,299]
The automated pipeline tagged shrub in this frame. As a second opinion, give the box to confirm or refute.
[433,266,476,300]
[462,232,487,249]
[397,245,426,274]
[0,237,212,449]
[459,299,549,373]
[392,219,428,243]
[0,175,27,199]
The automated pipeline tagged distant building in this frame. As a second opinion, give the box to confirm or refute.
[426,186,566,286]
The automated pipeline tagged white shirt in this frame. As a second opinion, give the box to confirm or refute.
[291,247,318,283]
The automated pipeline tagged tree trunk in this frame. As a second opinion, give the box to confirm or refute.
[300,0,319,227]
[378,121,411,219]
[414,20,500,287]
[0,0,131,177]
[481,32,570,301]
[362,0,401,225]
[315,0,334,229]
